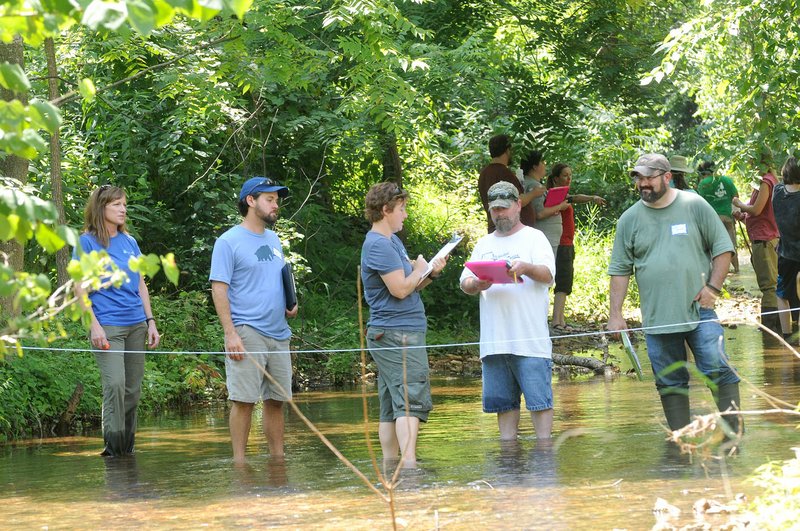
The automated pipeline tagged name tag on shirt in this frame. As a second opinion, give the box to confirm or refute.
[671,223,688,236]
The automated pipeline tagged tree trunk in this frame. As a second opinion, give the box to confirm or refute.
[382,134,403,188]
[0,36,29,312]
[382,134,406,240]
[54,382,84,436]
[44,37,70,287]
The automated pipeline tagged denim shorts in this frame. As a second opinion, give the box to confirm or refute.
[225,325,292,403]
[481,354,553,413]
[644,308,740,392]
[366,327,432,422]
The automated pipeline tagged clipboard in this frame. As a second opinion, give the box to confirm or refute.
[620,331,644,380]
[281,263,297,310]
[419,234,464,281]
[543,186,569,207]
[464,260,521,284]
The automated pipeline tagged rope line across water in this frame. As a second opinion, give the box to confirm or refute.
[15,309,779,357]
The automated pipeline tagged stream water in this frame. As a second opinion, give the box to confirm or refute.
[2,324,799,529]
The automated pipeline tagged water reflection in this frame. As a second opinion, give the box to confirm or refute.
[1,325,799,528]
[480,439,558,489]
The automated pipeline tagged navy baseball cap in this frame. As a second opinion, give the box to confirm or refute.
[239,177,289,200]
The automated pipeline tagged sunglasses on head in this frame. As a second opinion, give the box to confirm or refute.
[257,177,280,187]
[488,191,517,201]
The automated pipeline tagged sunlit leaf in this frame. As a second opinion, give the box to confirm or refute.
[0,62,31,93]
[29,100,63,133]
[127,0,157,36]
[79,78,97,102]
[34,223,66,253]
[82,0,129,31]
[160,252,179,285]
[222,0,252,19]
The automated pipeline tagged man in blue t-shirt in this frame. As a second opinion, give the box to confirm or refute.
[210,177,297,463]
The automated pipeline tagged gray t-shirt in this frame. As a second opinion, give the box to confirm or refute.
[525,178,562,251]
[608,191,733,334]
[773,183,800,261]
[360,231,426,330]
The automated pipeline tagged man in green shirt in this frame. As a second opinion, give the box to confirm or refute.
[696,161,740,273]
[607,153,743,436]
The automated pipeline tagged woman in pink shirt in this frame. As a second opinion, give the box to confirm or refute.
[547,164,606,331]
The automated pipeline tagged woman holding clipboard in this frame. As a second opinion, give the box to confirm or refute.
[360,182,448,468]
[547,164,606,331]
[521,151,570,256]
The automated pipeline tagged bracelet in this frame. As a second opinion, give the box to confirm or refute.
[705,283,722,296]
[145,317,156,324]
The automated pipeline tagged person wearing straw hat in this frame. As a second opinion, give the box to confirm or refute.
[668,155,697,193]
[607,154,743,435]
[696,160,740,273]
[210,177,297,463]
[460,181,556,441]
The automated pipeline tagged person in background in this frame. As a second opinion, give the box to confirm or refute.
[74,185,160,457]
[668,155,698,193]
[210,177,297,463]
[733,156,780,333]
[361,182,447,468]
[477,134,539,233]
[522,151,569,257]
[546,164,606,331]
[772,157,800,339]
[460,181,556,441]
[697,160,740,273]
[608,154,742,435]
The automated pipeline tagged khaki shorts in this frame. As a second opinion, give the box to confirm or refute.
[225,324,292,403]
[366,327,432,422]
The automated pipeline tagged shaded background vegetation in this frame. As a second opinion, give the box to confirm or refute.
[4,0,800,438]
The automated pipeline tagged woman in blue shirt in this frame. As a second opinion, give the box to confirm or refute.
[74,185,160,457]
[360,182,447,468]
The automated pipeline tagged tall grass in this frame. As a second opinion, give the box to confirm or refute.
[567,204,640,324]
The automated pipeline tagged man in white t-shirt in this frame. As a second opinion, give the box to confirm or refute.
[460,181,556,440]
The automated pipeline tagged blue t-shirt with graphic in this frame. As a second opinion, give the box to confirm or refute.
[73,232,146,326]
[209,225,290,340]
[360,231,426,330]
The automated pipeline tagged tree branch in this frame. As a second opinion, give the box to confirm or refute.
[52,34,240,107]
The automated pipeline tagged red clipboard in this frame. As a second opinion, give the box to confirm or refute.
[543,186,569,207]
[465,260,521,284]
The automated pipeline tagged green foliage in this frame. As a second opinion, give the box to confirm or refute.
[646,0,800,169]
[143,292,227,407]
[0,318,103,440]
[0,180,180,358]
[744,450,800,528]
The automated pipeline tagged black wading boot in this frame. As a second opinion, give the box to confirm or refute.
[659,392,691,431]
[713,382,744,436]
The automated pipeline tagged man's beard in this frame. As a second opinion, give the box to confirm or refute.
[639,185,666,203]
[258,210,278,225]
[494,215,517,234]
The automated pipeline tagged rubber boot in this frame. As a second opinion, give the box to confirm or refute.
[659,393,691,431]
[713,382,744,436]
[760,307,781,335]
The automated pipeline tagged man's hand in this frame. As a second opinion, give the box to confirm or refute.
[694,285,718,309]
[225,330,246,361]
[508,260,529,280]
[461,276,493,294]
[606,315,627,340]
[286,304,298,318]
